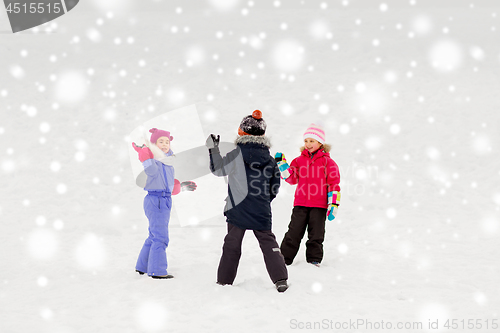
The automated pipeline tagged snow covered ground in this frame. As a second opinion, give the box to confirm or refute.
[1,1,499,332]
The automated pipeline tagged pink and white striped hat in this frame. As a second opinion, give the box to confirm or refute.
[303,123,326,144]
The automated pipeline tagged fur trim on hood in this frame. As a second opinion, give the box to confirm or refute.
[139,129,174,161]
[300,143,331,153]
[148,142,174,160]
[235,135,271,148]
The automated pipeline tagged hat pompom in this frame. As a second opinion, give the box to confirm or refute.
[239,110,266,136]
[252,110,262,120]
[149,128,157,134]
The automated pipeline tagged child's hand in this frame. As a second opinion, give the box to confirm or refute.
[205,134,220,149]
[132,142,154,162]
[274,152,285,163]
[172,180,197,195]
[274,152,290,179]
[327,204,338,221]
[327,191,341,221]
[181,181,197,191]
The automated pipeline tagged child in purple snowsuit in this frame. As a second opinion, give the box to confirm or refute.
[133,128,197,279]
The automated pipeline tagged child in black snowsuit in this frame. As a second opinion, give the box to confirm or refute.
[205,110,289,292]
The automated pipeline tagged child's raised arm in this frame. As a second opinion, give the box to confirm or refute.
[206,134,241,177]
[275,152,299,185]
[132,142,159,176]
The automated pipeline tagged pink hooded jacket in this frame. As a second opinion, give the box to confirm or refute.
[286,149,341,209]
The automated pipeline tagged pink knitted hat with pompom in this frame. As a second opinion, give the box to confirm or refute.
[150,128,173,144]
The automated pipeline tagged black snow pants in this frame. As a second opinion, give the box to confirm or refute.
[217,223,288,285]
[280,206,327,265]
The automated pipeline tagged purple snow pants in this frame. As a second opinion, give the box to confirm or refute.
[136,193,172,276]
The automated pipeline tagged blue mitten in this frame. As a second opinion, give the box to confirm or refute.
[274,152,290,179]
[327,191,340,221]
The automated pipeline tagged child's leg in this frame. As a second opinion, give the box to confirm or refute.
[217,222,246,285]
[136,195,155,273]
[305,208,327,263]
[254,229,288,283]
[135,232,152,273]
[280,206,309,265]
[144,195,171,276]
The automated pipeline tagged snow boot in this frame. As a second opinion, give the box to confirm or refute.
[136,270,145,275]
[309,261,321,267]
[275,279,288,293]
[151,275,174,279]
[216,281,232,286]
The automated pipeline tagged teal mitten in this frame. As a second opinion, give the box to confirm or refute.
[274,152,290,180]
[327,191,340,221]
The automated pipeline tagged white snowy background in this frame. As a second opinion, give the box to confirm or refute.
[1,0,499,332]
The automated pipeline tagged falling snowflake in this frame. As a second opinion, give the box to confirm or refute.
[339,124,350,135]
[39,122,51,133]
[208,0,240,11]
[473,292,488,306]
[386,208,397,219]
[390,124,401,135]
[56,183,68,194]
[135,301,169,332]
[40,308,54,321]
[27,229,58,260]
[311,282,323,293]
[37,276,49,287]
[186,46,206,67]
[309,20,330,40]
[428,39,464,72]
[481,217,498,235]
[471,134,492,155]
[272,40,304,72]
[54,72,88,105]
[35,216,47,226]
[75,234,107,270]
[337,243,348,254]
[365,136,382,150]
[418,303,450,332]
[10,65,25,79]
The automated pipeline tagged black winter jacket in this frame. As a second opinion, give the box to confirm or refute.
[209,135,280,230]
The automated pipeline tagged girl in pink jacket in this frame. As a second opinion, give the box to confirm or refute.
[275,124,341,266]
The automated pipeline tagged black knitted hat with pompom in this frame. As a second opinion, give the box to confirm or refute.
[238,110,266,136]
